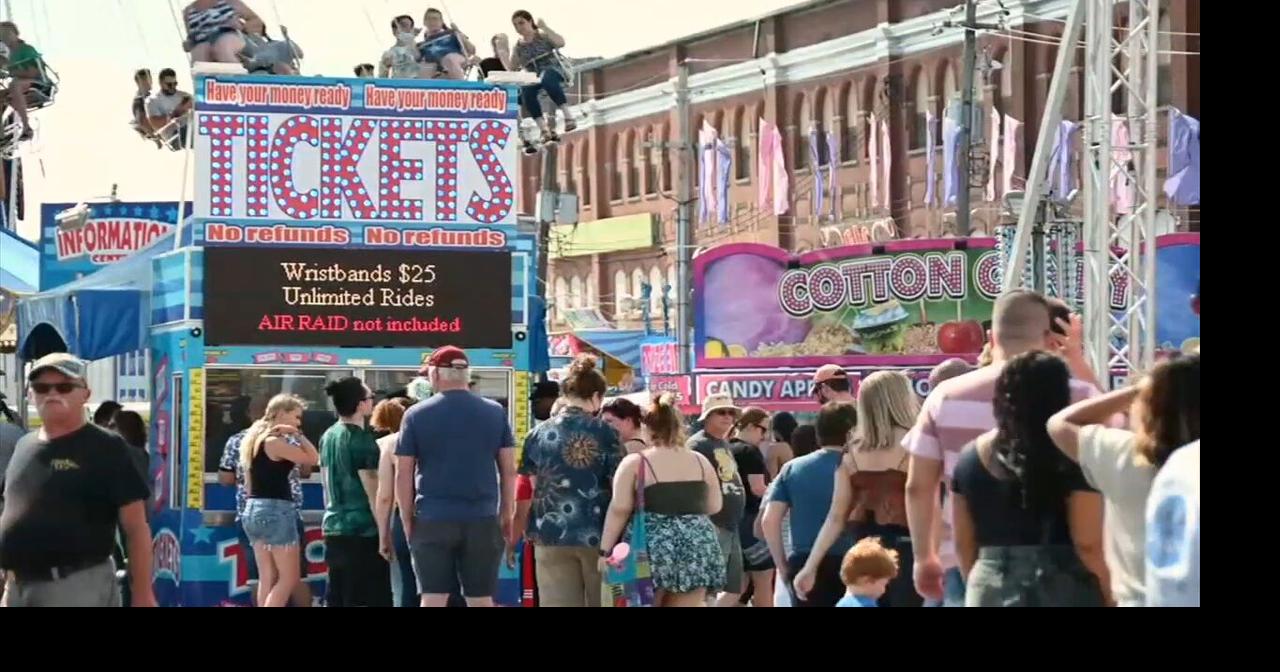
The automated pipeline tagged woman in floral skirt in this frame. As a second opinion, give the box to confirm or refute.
[599,394,725,606]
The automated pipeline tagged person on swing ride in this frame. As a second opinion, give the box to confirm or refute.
[418,8,474,81]
[497,11,576,154]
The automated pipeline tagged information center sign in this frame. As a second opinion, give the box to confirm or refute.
[203,246,513,348]
[193,74,520,241]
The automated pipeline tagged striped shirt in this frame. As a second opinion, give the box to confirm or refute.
[902,363,1099,568]
[185,0,238,45]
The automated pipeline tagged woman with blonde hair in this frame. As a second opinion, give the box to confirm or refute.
[239,393,320,607]
[599,394,725,607]
[793,371,923,606]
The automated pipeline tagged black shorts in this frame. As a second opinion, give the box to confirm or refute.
[410,517,503,598]
[324,535,391,607]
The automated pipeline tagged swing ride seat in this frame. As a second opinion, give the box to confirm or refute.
[0,60,58,112]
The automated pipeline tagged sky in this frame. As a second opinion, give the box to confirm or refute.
[5,0,802,241]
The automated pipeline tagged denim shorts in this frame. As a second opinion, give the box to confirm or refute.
[243,498,300,548]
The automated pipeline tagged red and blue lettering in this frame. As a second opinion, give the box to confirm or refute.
[269,115,321,219]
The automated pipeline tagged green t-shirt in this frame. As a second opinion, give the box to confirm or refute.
[319,421,380,537]
[7,42,42,72]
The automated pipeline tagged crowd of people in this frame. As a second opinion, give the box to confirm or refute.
[0,287,1200,607]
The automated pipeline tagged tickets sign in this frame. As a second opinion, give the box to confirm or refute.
[193,75,520,235]
[202,245,512,348]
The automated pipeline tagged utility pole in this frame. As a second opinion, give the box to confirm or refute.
[534,132,559,382]
[674,63,694,374]
[955,0,977,236]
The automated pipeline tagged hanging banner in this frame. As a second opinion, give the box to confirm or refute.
[192,74,520,249]
[640,338,679,376]
[39,201,189,289]
[695,240,1000,369]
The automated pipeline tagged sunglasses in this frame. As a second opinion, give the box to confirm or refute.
[31,382,85,395]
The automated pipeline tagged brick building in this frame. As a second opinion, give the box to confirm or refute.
[533,0,1200,331]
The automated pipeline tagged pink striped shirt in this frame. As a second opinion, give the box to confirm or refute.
[903,363,1099,568]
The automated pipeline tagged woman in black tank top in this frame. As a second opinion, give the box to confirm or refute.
[238,394,320,607]
[598,395,727,607]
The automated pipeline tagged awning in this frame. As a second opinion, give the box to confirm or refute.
[0,228,39,293]
[16,232,173,361]
[571,329,646,372]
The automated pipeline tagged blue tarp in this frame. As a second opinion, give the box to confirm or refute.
[0,228,39,293]
[17,232,174,360]
[574,329,646,372]
[528,296,550,374]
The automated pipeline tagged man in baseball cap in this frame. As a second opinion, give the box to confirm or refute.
[813,364,854,404]
[396,346,516,607]
[419,345,469,374]
[0,352,155,607]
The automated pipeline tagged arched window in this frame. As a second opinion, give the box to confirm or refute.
[793,94,810,171]
[861,76,877,159]
[666,265,677,301]
[692,114,705,189]
[563,143,576,196]
[631,268,646,308]
[660,122,673,192]
[649,266,664,312]
[570,275,584,309]
[734,107,749,180]
[911,68,930,150]
[586,272,596,310]
[610,134,622,201]
[554,276,568,322]
[626,130,639,199]
[838,82,856,163]
[1157,12,1172,107]
[943,63,959,115]
[813,88,829,166]
[613,269,628,317]
[998,49,1013,114]
[645,126,659,195]
[579,140,591,207]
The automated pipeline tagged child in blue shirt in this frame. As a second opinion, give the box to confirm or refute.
[835,537,899,608]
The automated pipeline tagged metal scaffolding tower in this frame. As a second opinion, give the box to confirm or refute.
[1003,0,1161,386]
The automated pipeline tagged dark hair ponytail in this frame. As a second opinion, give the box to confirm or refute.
[991,351,1074,513]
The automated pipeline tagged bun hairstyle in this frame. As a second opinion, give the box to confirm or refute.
[562,354,607,401]
[643,393,686,447]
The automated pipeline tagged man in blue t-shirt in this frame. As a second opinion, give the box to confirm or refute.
[395,346,516,608]
[760,402,857,608]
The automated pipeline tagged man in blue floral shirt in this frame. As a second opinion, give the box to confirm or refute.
[217,417,313,607]
[517,357,622,607]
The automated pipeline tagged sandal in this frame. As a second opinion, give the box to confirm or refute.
[522,140,539,155]
[563,118,578,133]
[541,129,560,145]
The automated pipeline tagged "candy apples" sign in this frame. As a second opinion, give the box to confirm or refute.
[193,75,519,231]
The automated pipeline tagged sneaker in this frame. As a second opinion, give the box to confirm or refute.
[541,129,560,145]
